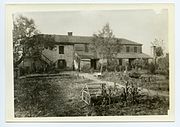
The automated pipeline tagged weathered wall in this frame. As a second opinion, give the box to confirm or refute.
[42,45,74,69]
[74,44,90,54]
[120,45,142,53]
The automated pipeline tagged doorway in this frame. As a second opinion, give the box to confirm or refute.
[58,59,66,69]
[91,59,97,70]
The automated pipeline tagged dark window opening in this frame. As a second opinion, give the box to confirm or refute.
[134,47,137,53]
[126,46,130,53]
[91,59,97,70]
[119,59,122,65]
[58,59,66,69]
[59,46,64,54]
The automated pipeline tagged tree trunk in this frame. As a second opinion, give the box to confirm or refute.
[100,63,103,73]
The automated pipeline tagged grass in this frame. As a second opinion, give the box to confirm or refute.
[14,72,169,117]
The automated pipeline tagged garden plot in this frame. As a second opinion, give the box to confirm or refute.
[101,72,169,93]
[14,72,169,117]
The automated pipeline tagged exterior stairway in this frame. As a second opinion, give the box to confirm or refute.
[40,54,53,66]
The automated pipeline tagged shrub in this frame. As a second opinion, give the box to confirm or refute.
[156,54,169,77]
[81,64,91,73]
[148,62,156,74]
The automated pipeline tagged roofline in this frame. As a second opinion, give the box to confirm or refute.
[34,34,143,45]
[37,33,93,38]
[118,38,143,45]
[119,43,142,46]
[54,42,89,44]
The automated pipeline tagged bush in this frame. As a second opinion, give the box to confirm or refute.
[81,64,91,73]
[148,62,156,74]
[131,59,149,70]
[156,54,169,77]
[129,71,141,78]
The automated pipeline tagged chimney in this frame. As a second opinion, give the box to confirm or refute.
[68,32,73,36]
[151,45,156,58]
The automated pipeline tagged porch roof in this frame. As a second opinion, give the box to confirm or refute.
[116,53,152,59]
[77,53,98,59]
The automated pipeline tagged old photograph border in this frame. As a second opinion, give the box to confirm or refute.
[5,3,175,122]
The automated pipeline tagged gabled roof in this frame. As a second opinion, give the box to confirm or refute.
[37,34,142,45]
[116,38,142,45]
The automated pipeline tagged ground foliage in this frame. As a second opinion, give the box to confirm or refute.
[101,71,169,92]
[14,73,169,117]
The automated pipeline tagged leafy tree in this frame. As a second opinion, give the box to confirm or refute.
[151,39,164,70]
[90,23,120,72]
[13,15,40,65]
[131,59,148,70]
[151,39,164,57]
[155,47,164,57]
[157,53,169,77]
[13,15,55,67]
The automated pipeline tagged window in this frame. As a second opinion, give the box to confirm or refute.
[59,46,64,54]
[85,44,89,52]
[126,46,130,52]
[134,47,137,53]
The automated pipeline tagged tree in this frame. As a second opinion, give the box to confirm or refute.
[157,53,169,76]
[13,15,40,65]
[151,38,164,57]
[90,23,120,72]
[13,15,55,67]
[151,38,164,70]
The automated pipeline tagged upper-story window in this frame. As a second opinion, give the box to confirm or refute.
[85,44,89,52]
[59,46,64,54]
[134,47,137,53]
[126,46,130,53]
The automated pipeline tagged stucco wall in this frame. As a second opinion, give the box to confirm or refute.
[42,45,74,69]
[120,45,142,53]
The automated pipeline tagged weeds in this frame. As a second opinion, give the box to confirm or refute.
[14,73,169,117]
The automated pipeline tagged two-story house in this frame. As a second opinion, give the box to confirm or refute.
[40,32,96,71]
[18,32,152,72]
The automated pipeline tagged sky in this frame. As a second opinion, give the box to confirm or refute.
[14,9,168,55]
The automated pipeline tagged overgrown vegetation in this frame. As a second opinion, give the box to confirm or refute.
[15,73,169,117]
[101,71,169,93]
[14,74,93,117]
[91,95,169,116]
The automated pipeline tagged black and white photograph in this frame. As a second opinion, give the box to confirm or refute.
[5,4,174,121]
